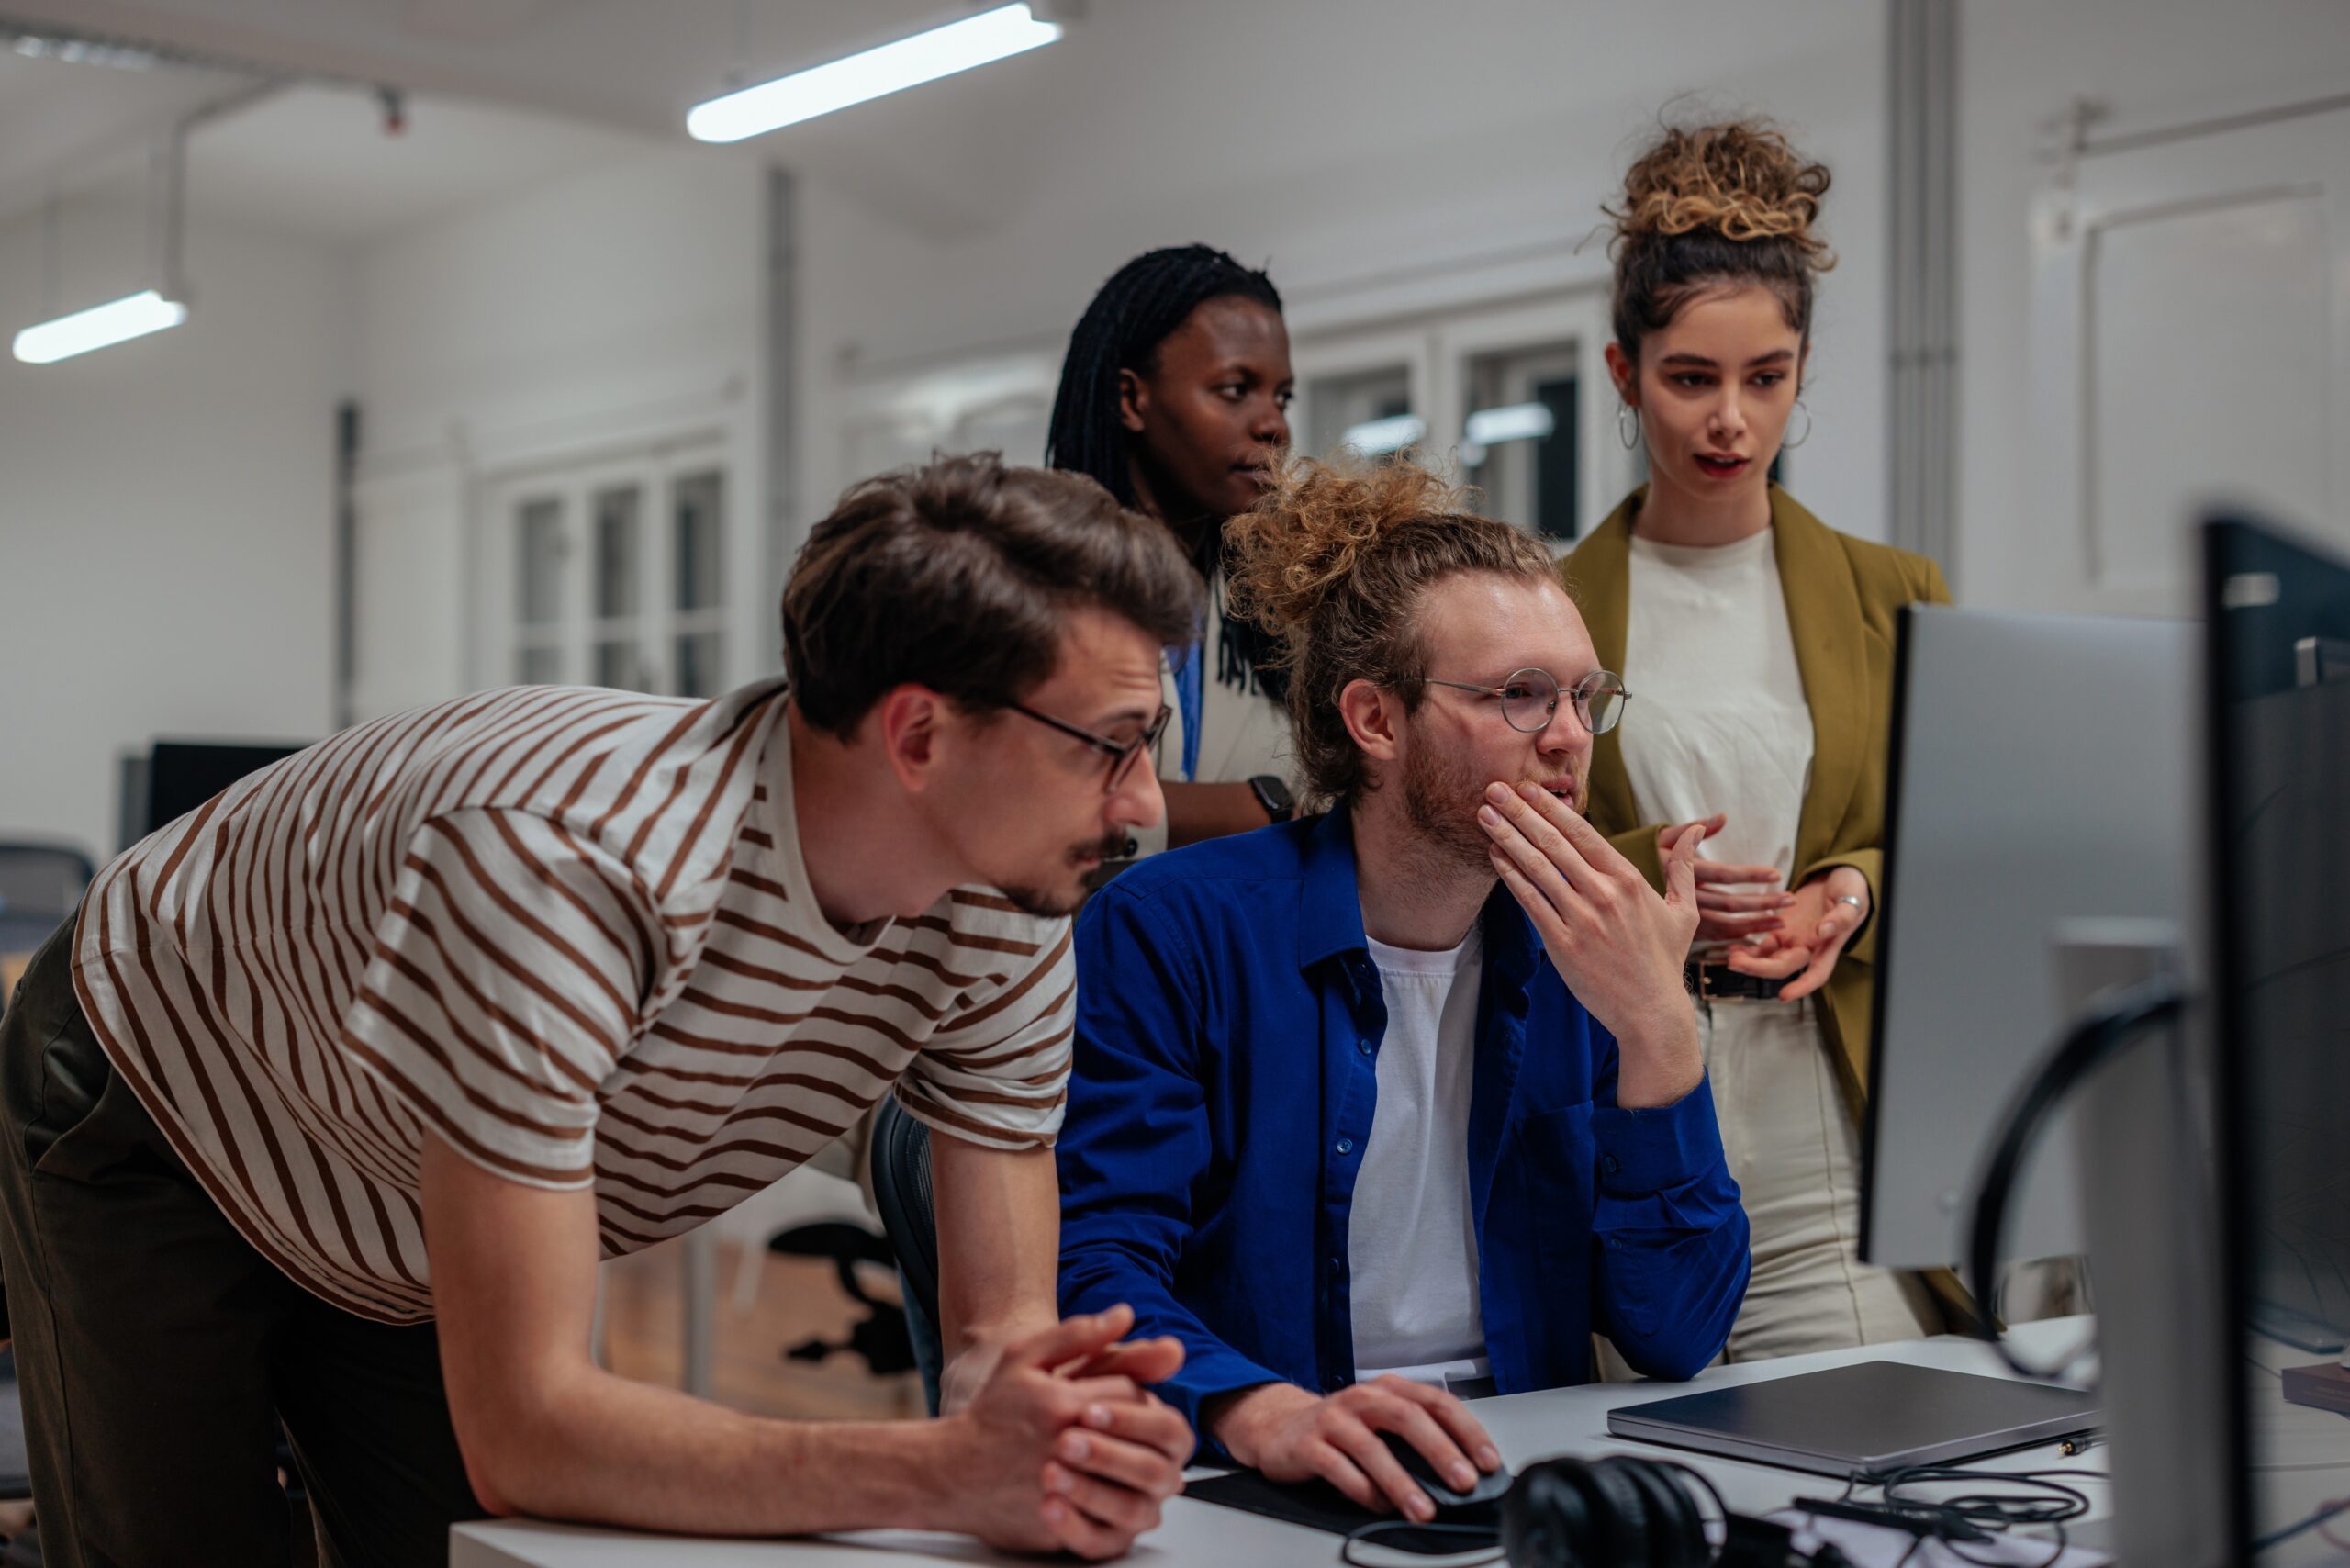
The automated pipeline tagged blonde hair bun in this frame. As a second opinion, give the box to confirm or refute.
[1223,453,1473,654]
[1609,119,1835,272]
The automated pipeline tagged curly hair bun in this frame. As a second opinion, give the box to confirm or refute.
[1609,119,1835,271]
[1222,454,1472,651]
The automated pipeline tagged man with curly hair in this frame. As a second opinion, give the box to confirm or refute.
[1055,454,1749,1522]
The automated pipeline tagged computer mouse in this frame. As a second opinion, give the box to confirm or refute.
[1379,1431,1516,1516]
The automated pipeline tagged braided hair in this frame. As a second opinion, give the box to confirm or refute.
[1045,244,1289,701]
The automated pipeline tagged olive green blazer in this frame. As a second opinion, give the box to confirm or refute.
[1561,484,1952,1114]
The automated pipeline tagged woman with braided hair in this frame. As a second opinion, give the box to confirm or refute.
[1046,244,1300,855]
[1563,119,1958,1361]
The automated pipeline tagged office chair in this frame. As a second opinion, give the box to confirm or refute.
[0,842,95,975]
[868,1096,946,1414]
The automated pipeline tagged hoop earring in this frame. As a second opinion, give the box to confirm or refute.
[1782,399,1813,450]
[1617,402,1641,450]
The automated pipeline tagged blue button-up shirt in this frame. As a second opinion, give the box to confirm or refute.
[1057,806,1750,1446]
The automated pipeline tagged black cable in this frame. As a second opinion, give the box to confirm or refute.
[1337,1518,1505,1565]
[1821,1465,2099,1568]
[2253,1494,2350,1555]
[1964,976,2188,1379]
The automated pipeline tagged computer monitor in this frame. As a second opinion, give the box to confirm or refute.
[1861,605,2197,1272]
[2204,514,2350,1562]
[121,739,309,848]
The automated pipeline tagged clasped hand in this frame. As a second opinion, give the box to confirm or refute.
[941,1305,1192,1560]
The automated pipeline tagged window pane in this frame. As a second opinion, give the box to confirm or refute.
[517,644,562,685]
[1305,366,1416,461]
[675,631,722,699]
[517,498,564,626]
[594,486,642,619]
[674,471,723,612]
[1463,344,1581,542]
[594,639,643,691]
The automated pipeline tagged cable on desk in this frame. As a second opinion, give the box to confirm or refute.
[2255,1494,2350,1556]
[1965,977,2186,1382]
[1832,1464,2099,1568]
[1337,1518,1504,1566]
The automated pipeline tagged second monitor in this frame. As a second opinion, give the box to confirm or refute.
[1860,604,2197,1275]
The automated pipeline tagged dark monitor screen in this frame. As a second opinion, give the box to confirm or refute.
[2204,517,2350,1563]
[141,741,310,838]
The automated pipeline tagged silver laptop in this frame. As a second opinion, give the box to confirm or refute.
[1606,1362,2100,1477]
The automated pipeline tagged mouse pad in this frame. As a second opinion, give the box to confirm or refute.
[1184,1469,1499,1555]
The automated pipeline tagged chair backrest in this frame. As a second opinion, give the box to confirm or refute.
[868,1095,940,1333]
[0,842,96,967]
[0,842,95,922]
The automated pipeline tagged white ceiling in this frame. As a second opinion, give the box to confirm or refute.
[0,1,1883,247]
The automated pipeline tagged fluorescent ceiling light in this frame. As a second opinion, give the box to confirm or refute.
[688,4,1063,143]
[13,289,186,364]
[1338,413,1427,455]
[1463,402,1558,447]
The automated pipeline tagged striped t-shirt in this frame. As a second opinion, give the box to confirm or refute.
[72,678,1074,1324]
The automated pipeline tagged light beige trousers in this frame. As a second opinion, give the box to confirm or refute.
[1703,993,1942,1361]
[1599,994,1942,1378]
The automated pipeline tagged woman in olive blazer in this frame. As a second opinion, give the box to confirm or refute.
[1568,118,1963,1360]
[1566,484,1949,1111]
[1566,486,1959,1358]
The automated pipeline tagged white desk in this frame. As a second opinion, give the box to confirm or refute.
[453,1318,2110,1566]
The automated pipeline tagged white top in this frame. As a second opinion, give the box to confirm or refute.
[1619,528,1815,928]
[1348,927,1488,1385]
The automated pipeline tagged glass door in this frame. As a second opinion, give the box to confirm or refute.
[1430,292,1628,552]
[1288,291,1629,550]
[480,442,732,697]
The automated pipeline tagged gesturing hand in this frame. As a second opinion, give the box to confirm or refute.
[1723,865,1870,1002]
[1480,780,1703,1108]
[1658,814,1794,945]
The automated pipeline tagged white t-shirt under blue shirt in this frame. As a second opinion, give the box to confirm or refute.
[1348,927,1490,1386]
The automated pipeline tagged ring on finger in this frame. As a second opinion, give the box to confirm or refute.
[1834,894,1864,910]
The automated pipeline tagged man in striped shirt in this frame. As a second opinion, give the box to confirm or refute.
[0,454,1203,1565]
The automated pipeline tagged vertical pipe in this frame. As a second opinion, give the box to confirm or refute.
[335,401,362,731]
[1886,0,1958,575]
[764,167,798,673]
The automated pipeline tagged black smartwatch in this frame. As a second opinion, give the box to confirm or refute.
[1248,774,1295,823]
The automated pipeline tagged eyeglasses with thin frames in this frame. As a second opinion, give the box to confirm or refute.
[1006,702,1172,794]
[1416,666,1631,735]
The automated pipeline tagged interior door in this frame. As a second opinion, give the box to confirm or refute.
[2029,103,2350,615]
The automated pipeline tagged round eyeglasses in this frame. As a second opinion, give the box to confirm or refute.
[1419,667,1631,736]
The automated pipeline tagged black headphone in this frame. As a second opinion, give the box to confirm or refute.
[1500,1455,1852,1568]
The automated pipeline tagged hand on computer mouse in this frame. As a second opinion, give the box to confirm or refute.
[1377,1430,1516,1514]
[1206,1375,1503,1522]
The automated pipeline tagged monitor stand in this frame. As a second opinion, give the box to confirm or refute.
[2063,925,2231,1568]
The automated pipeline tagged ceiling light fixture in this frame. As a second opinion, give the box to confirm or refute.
[687,3,1066,144]
[9,82,273,366]
[13,289,186,364]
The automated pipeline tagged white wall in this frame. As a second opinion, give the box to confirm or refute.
[20,0,2340,858]
[0,197,348,859]
[348,141,772,715]
[1955,0,2350,608]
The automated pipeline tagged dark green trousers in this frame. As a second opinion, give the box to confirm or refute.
[0,921,485,1568]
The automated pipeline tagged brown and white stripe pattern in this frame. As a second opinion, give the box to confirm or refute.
[72,677,1073,1324]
